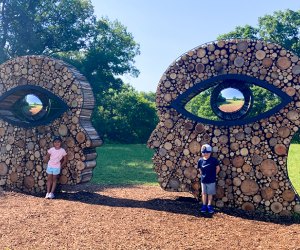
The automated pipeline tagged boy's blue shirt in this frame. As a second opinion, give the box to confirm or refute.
[198,156,219,184]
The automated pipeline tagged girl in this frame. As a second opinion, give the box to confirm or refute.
[44,136,67,199]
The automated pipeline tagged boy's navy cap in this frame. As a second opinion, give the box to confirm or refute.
[53,136,62,142]
[201,144,212,153]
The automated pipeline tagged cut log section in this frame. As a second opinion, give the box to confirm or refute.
[189,141,200,154]
[0,163,8,175]
[24,176,35,189]
[183,167,198,179]
[260,159,278,177]
[271,202,283,214]
[242,202,255,211]
[261,187,274,200]
[282,189,295,202]
[240,179,259,195]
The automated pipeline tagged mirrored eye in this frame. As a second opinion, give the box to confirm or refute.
[171,74,293,126]
[0,85,69,127]
[210,80,253,120]
[216,88,245,113]
[16,94,46,121]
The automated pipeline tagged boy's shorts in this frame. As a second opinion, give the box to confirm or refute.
[201,182,216,195]
[46,166,61,175]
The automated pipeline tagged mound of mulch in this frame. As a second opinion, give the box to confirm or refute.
[0,184,299,249]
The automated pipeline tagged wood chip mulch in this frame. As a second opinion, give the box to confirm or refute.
[0,184,300,250]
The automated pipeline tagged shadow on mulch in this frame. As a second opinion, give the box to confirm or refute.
[55,186,300,225]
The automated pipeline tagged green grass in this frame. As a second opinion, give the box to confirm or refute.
[288,143,300,194]
[91,144,158,185]
[91,142,300,193]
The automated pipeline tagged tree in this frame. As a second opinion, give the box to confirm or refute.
[218,25,259,40]
[59,18,140,93]
[216,93,226,104]
[0,0,140,92]
[185,88,219,120]
[93,85,158,143]
[248,85,280,117]
[140,91,156,103]
[258,10,300,55]
[217,9,300,55]
[0,0,95,62]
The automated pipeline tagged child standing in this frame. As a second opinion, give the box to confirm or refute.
[198,144,220,214]
[44,136,67,199]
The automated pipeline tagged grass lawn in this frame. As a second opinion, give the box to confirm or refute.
[288,143,300,195]
[91,143,300,194]
[91,144,157,185]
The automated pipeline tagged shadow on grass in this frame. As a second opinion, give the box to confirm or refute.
[55,184,300,225]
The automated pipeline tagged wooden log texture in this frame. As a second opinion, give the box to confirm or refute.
[260,159,278,177]
[0,55,102,193]
[147,39,300,216]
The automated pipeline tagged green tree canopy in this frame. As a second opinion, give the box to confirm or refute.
[217,9,300,55]
[0,0,96,62]
[59,18,140,93]
[93,85,158,143]
[218,25,259,40]
[185,88,218,120]
[248,85,280,117]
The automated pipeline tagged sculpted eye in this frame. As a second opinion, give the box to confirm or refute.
[171,74,293,126]
[0,85,68,127]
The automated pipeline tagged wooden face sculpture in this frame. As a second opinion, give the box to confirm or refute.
[148,39,300,216]
[0,56,101,193]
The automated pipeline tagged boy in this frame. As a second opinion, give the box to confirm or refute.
[44,136,67,199]
[198,144,220,214]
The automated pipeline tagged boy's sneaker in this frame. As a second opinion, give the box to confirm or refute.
[200,205,207,213]
[45,193,50,199]
[48,193,55,199]
[207,205,214,214]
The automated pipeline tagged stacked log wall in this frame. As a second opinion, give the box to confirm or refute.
[0,56,102,193]
[148,39,300,216]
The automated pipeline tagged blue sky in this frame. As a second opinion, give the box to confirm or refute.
[26,94,42,105]
[91,0,300,92]
[221,88,244,100]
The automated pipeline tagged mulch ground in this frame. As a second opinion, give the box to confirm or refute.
[0,184,300,250]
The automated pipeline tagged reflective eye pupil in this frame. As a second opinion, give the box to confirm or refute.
[0,85,68,127]
[217,88,245,113]
[21,94,44,118]
[14,93,50,122]
[211,81,252,120]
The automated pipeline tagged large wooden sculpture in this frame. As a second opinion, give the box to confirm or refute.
[148,39,300,216]
[0,56,101,193]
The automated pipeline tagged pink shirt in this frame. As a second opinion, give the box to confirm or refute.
[47,147,67,168]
